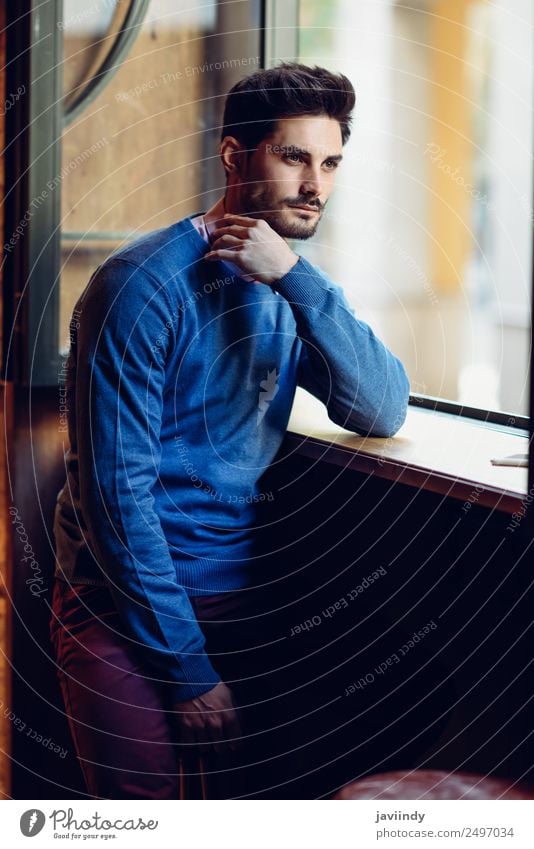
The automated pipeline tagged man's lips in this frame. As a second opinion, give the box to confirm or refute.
[288,204,320,213]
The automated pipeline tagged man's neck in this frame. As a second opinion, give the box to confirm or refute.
[203,196,227,242]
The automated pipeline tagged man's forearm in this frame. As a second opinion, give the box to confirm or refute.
[273,256,410,437]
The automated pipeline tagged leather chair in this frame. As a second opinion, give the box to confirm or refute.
[332,769,534,800]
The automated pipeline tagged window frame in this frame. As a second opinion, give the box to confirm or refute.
[4,0,62,386]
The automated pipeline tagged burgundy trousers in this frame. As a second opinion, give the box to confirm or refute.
[49,576,451,799]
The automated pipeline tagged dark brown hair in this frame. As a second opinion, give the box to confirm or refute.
[221,62,356,150]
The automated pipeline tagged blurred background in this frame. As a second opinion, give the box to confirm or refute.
[298,0,533,416]
[59,0,533,415]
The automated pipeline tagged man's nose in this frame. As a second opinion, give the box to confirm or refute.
[299,167,322,197]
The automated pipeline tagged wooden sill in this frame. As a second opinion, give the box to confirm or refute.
[285,388,529,515]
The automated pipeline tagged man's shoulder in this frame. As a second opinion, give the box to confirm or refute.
[103,214,204,281]
[76,215,206,317]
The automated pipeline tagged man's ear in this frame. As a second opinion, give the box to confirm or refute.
[220,135,248,180]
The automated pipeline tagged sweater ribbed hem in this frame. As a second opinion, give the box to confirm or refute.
[54,551,265,596]
[174,554,260,595]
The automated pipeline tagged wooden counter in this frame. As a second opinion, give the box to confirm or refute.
[286,388,529,515]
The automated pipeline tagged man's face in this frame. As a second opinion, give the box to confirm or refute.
[233,115,344,239]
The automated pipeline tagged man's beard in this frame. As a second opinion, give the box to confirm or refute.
[239,185,325,240]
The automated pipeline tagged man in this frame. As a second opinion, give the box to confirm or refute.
[50,63,411,799]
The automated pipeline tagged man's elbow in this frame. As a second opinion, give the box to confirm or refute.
[370,369,410,437]
[334,369,410,437]
[366,402,407,438]
[329,403,406,438]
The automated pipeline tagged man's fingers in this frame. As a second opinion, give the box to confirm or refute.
[209,234,243,250]
[178,722,196,748]
[221,213,258,225]
[209,224,250,240]
[193,717,215,752]
[207,717,226,752]
[212,719,241,753]
[173,683,244,753]
[205,248,245,263]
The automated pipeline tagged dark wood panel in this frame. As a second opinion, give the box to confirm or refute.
[11,387,85,798]
[0,0,13,800]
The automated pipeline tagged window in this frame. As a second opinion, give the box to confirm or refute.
[59,0,262,356]
[10,0,262,384]
[298,0,533,418]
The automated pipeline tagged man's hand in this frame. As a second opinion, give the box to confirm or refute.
[204,213,299,285]
[172,681,242,753]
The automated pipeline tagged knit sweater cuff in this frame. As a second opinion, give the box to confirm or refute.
[168,652,221,703]
[273,256,331,308]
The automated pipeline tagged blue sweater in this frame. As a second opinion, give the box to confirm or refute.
[53,213,410,701]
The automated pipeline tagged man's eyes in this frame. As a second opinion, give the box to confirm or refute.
[283,153,339,169]
[284,152,304,163]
